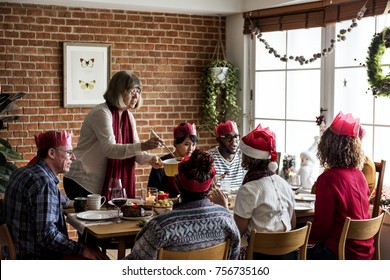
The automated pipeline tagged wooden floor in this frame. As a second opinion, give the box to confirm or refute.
[107,249,131,260]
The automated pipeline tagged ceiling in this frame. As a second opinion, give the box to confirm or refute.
[5,0,317,15]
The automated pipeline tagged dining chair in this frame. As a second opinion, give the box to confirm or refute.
[371,160,386,218]
[157,239,230,260]
[338,212,385,260]
[246,222,312,260]
[0,223,17,260]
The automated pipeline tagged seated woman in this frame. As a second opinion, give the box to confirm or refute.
[125,149,240,260]
[308,112,373,260]
[233,124,296,260]
[147,123,198,198]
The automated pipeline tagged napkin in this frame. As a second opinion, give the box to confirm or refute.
[66,213,114,235]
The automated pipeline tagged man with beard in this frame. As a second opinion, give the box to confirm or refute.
[208,120,245,191]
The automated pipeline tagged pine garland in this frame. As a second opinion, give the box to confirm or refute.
[366,28,390,97]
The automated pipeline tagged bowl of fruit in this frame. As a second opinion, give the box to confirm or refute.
[153,198,174,215]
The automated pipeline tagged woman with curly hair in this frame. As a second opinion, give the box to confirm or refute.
[125,149,240,260]
[308,112,373,260]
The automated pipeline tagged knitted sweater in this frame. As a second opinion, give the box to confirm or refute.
[125,199,240,260]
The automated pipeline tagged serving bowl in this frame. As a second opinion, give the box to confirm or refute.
[153,206,173,215]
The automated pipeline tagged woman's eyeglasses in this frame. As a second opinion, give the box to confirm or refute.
[220,134,240,142]
[128,88,141,97]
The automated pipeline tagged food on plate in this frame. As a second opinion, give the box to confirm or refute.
[153,198,174,207]
[122,202,144,217]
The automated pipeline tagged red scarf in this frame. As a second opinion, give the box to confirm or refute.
[101,103,136,199]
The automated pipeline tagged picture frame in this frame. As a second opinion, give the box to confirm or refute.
[63,42,111,107]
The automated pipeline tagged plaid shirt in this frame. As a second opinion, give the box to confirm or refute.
[4,160,82,259]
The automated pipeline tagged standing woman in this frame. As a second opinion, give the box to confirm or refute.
[147,123,198,198]
[308,112,372,260]
[64,71,162,199]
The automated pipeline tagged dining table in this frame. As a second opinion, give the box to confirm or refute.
[64,207,145,259]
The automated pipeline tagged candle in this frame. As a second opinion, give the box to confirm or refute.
[145,195,155,205]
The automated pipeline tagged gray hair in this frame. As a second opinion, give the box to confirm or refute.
[103,71,142,109]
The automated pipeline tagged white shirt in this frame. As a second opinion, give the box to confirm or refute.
[234,175,295,236]
[208,146,245,190]
[65,103,153,194]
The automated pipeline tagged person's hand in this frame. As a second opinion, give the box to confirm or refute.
[81,246,110,260]
[141,137,163,151]
[208,187,228,209]
[149,155,163,169]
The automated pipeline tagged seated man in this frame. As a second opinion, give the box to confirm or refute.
[208,120,245,191]
[4,130,108,260]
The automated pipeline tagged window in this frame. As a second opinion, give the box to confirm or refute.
[253,14,390,181]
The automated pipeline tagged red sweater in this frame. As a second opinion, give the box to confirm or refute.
[309,167,374,259]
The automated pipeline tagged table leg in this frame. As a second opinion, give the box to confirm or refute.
[117,237,126,259]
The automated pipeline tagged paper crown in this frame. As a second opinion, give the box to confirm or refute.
[34,130,72,150]
[215,120,238,136]
[358,126,366,140]
[329,111,360,137]
[174,123,197,139]
[178,154,216,193]
[240,124,278,171]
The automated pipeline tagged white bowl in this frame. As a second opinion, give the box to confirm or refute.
[153,206,173,215]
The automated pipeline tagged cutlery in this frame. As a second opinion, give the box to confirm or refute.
[150,129,177,160]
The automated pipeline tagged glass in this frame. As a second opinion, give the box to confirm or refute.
[109,179,127,223]
[220,134,240,142]
[128,88,141,97]
[53,148,74,157]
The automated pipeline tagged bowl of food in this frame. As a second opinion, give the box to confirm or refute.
[153,198,174,214]
[157,191,169,200]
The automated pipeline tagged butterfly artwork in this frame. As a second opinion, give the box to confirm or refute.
[79,80,96,90]
[80,58,95,68]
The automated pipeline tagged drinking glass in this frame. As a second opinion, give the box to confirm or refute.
[109,179,127,223]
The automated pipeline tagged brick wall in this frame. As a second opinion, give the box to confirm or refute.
[0,2,223,192]
[0,3,226,240]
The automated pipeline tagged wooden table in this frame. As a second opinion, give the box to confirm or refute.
[64,208,142,259]
[295,208,314,227]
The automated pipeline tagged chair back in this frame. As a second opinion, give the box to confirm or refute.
[0,223,16,260]
[372,160,386,218]
[157,239,230,260]
[338,212,385,260]
[246,222,312,260]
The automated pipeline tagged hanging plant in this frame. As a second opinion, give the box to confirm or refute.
[366,27,390,97]
[199,59,240,134]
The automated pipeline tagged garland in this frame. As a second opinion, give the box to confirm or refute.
[366,28,390,97]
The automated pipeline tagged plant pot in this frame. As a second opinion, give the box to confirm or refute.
[212,67,229,84]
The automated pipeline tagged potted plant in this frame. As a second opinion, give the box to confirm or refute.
[199,59,240,133]
[0,91,25,193]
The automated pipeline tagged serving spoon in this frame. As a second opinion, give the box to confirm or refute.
[150,129,178,160]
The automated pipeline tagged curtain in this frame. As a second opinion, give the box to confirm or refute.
[243,0,389,34]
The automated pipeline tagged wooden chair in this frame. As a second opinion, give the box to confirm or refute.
[371,160,386,218]
[246,222,312,260]
[0,223,16,260]
[157,239,230,260]
[338,212,385,260]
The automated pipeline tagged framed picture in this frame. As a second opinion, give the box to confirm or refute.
[63,42,111,107]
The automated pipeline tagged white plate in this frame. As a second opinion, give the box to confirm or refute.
[108,198,143,206]
[294,203,313,212]
[76,210,118,220]
[121,212,154,221]
[295,193,316,202]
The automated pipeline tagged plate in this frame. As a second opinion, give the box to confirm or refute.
[295,193,316,202]
[121,212,154,221]
[76,210,118,220]
[294,203,313,212]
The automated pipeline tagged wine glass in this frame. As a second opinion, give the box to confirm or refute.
[109,179,127,223]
